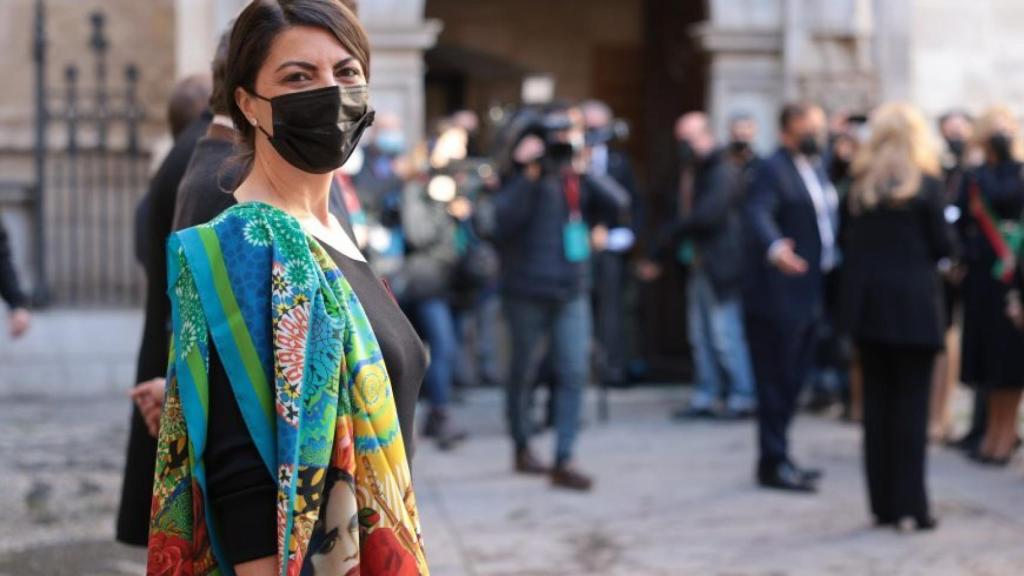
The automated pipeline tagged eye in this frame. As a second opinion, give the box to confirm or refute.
[336,66,361,80]
[285,71,312,83]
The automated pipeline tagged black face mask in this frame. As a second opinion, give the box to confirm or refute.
[797,133,821,157]
[253,84,375,174]
[729,140,750,155]
[678,140,696,165]
[990,133,1012,163]
[946,137,966,158]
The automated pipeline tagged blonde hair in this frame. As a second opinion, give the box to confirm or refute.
[972,104,1024,163]
[849,103,940,213]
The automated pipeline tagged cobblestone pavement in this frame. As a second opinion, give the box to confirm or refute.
[2,387,1024,575]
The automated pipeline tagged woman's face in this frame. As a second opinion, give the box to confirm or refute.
[239,25,365,134]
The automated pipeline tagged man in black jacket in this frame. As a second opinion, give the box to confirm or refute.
[745,102,837,493]
[494,104,624,491]
[661,112,758,419]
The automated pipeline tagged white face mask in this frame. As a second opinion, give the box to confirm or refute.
[339,145,365,176]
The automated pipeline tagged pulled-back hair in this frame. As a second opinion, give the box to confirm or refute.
[223,0,370,176]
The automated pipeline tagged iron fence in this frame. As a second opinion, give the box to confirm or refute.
[33,2,148,307]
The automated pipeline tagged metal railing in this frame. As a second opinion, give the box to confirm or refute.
[32,2,148,307]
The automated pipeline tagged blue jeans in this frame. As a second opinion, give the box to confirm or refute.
[687,270,756,411]
[412,298,458,408]
[504,294,591,464]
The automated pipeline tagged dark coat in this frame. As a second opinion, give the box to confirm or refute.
[959,161,1024,388]
[0,217,27,310]
[589,147,641,231]
[493,168,613,302]
[839,176,954,349]
[663,153,753,297]
[743,148,831,327]
[117,112,209,546]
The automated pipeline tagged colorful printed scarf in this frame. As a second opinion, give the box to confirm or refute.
[148,202,428,576]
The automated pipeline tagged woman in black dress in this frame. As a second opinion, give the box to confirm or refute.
[958,105,1024,465]
[841,103,953,530]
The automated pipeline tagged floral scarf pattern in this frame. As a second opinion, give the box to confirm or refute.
[148,202,428,576]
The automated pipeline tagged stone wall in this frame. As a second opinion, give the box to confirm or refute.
[910,0,1024,119]
[0,0,177,153]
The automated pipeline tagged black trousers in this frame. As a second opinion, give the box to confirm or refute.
[746,314,818,468]
[593,250,627,385]
[859,342,934,521]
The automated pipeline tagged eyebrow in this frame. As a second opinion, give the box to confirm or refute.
[275,57,357,73]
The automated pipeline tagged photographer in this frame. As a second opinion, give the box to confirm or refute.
[493,103,626,491]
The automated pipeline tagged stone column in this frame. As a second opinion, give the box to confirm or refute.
[359,0,441,145]
[174,0,245,78]
[695,0,785,152]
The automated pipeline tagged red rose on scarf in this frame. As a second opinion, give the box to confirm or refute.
[148,533,191,576]
[362,528,419,576]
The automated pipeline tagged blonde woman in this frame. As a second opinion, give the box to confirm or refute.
[959,105,1024,467]
[840,103,953,530]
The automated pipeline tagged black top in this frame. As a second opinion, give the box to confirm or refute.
[173,129,241,232]
[117,112,210,546]
[839,177,954,349]
[206,242,426,564]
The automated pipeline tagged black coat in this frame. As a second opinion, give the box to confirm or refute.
[743,148,832,327]
[959,161,1024,388]
[663,153,753,297]
[839,177,954,349]
[117,113,210,546]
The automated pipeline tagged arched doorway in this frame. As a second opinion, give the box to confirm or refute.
[423,0,710,382]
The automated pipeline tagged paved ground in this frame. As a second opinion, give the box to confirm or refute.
[1,386,1024,575]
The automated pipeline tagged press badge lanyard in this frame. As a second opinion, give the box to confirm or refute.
[564,170,582,221]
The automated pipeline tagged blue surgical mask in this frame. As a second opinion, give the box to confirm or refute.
[376,130,406,155]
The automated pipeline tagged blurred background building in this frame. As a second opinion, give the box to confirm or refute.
[1,0,1023,309]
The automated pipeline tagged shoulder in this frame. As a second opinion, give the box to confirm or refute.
[170,202,307,272]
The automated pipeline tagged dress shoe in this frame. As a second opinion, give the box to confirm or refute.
[785,458,824,482]
[551,463,594,492]
[422,408,467,451]
[873,516,897,528]
[913,515,939,531]
[719,406,755,420]
[671,406,716,420]
[757,462,817,493]
[514,449,550,475]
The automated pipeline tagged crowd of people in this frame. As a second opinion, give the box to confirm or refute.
[1,2,1024,572]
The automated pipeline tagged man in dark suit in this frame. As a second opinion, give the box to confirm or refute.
[745,103,838,493]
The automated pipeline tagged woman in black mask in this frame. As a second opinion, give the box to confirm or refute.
[958,105,1024,467]
[147,2,431,574]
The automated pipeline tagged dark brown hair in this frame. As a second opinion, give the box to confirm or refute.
[778,102,812,132]
[168,74,211,138]
[223,0,371,173]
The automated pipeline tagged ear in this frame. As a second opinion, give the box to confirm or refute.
[235,86,259,128]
